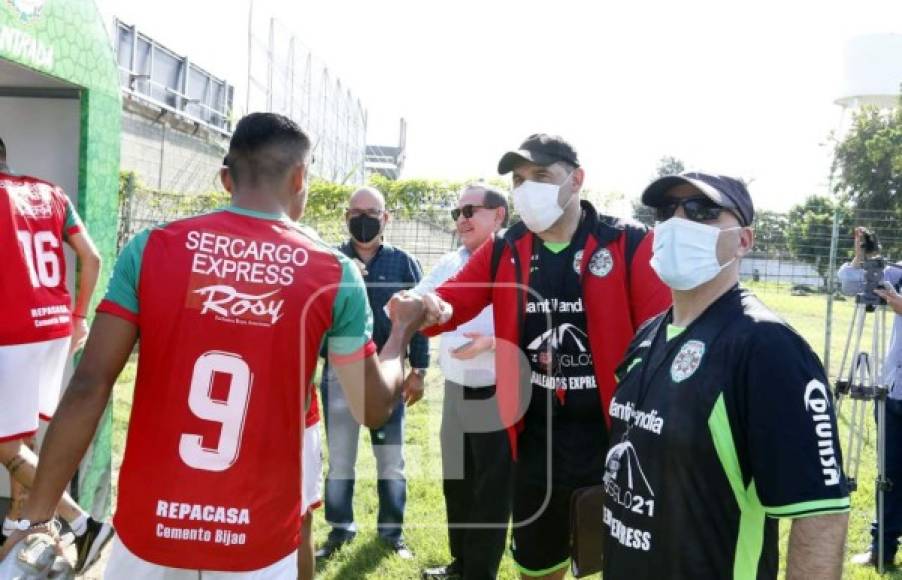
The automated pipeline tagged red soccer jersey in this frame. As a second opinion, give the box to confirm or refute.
[305,385,320,428]
[98,207,374,571]
[0,172,82,346]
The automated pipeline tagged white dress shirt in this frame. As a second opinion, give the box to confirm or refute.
[413,246,495,387]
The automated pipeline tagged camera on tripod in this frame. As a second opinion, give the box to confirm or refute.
[858,229,887,305]
[833,226,897,571]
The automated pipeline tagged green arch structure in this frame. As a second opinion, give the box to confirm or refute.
[0,0,121,516]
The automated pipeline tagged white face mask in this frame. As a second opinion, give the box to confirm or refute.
[512,172,573,233]
[651,217,740,291]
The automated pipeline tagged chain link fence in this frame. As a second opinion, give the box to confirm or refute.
[117,180,461,273]
[117,182,899,376]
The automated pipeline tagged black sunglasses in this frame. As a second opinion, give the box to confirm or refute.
[656,196,734,223]
[451,204,489,221]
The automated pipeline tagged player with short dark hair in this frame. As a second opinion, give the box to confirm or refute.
[4,113,424,579]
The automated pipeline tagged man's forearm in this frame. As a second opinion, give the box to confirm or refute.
[72,255,101,317]
[786,513,848,580]
[378,327,413,394]
[22,373,113,521]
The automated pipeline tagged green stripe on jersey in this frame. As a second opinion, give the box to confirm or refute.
[222,205,285,221]
[543,241,570,254]
[666,325,685,341]
[513,558,570,577]
[764,497,850,519]
[103,229,152,315]
[708,394,765,580]
[64,198,82,231]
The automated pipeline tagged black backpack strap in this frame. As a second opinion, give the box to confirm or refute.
[490,236,506,282]
[490,222,528,281]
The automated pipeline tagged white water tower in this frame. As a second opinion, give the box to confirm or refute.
[836,33,902,109]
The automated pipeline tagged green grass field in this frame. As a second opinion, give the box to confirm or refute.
[111,284,899,579]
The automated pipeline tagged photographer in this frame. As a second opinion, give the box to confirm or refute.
[839,227,902,569]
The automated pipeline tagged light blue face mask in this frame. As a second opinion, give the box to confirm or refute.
[651,217,740,291]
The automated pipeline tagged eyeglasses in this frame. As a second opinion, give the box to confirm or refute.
[451,204,489,221]
[347,208,384,219]
[655,196,735,223]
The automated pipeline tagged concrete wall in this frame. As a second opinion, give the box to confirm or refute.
[120,100,227,194]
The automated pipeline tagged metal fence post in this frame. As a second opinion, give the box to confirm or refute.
[825,206,840,376]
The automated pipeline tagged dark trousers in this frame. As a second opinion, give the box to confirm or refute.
[441,381,513,580]
[871,398,902,559]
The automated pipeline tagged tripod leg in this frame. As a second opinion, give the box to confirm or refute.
[847,398,866,489]
[878,396,887,574]
[836,303,860,384]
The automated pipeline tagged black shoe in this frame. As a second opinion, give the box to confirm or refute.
[315,536,353,561]
[422,561,461,579]
[387,539,414,560]
[73,517,114,574]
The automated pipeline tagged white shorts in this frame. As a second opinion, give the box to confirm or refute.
[0,337,70,442]
[301,421,323,516]
[104,536,298,579]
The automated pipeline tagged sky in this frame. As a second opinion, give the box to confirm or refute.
[94,0,902,212]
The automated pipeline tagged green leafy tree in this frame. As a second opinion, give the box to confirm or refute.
[785,196,854,286]
[752,210,790,256]
[655,155,686,178]
[833,102,902,212]
[632,156,688,225]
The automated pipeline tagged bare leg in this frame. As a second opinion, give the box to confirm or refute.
[0,439,85,523]
[298,512,315,580]
[8,436,36,521]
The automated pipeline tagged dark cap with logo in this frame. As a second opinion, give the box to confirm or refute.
[497,133,580,175]
[641,172,755,226]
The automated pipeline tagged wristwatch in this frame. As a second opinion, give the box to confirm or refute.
[412,368,427,378]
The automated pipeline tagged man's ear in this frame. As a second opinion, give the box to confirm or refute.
[220,167,233,193]
[291,162,306,194]
[738,227,755,258]
[571,167,586,192]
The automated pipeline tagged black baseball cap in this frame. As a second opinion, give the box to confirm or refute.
[497,133,580,175]
[641,172,755,226]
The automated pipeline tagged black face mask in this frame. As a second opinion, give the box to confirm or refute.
[348,215,382,244]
